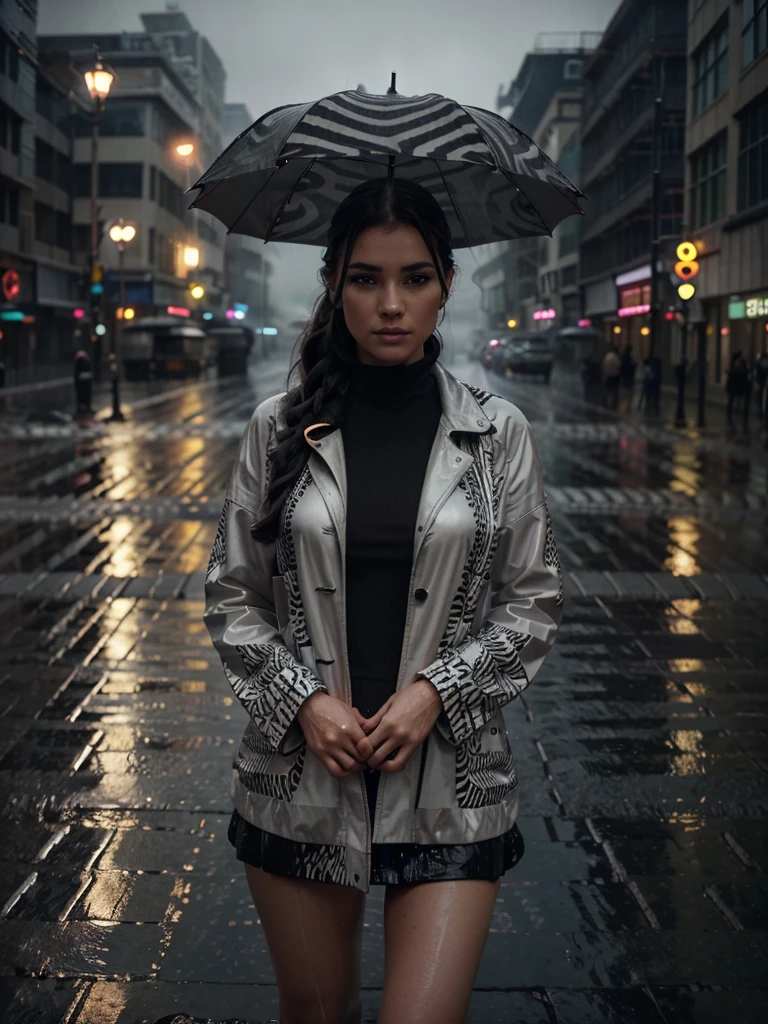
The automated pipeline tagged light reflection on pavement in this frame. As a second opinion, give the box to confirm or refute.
[0,357,767,1024]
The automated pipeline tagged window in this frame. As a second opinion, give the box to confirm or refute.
[156,168,185,221]
[74,101,145,138]
[7,186,18,226]
[149,226,156,265]
[34,202,56,245]
[55,210,71,250]
[564,59,582,80]
[742,0,768,69]
[737,92,768,210]
[35,137,55,182]
[150,165,157,201]
[690,133,727,227]
[0,30,20,82]
[692,16,729,117]
[0,101,22,154]
[74,163,143,198]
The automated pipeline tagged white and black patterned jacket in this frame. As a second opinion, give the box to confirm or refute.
[204,362,563,891]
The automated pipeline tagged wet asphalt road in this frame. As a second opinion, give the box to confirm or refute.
[1,356,767,1024]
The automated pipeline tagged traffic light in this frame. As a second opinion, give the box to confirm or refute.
[90,262,104,295]
[674,241,699,302]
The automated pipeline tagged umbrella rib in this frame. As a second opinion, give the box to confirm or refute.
[263,158,316,244]
[499,168,554,237]
[433,159,475,249]
[227,165,280,237]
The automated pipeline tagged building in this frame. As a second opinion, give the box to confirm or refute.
[38,29,228,373]
[473,32,600,337]
[33,52,89,370]
[0,1,39,383]
[140,10,226,170]
[578,1,688,369]
[221,102,274,355]
[685,0,768,384]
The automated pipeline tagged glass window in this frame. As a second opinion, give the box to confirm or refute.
[74,101,145,137]
[737,93,768,210]
[692,15,729,117]
[74,163,143,198]
[35,137,55,182]
[742,0,768,68]
[690,132,727,227]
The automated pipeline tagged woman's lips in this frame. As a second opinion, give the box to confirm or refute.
[374,331,410,341]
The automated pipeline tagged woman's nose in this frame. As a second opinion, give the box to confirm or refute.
[378,283,404,315]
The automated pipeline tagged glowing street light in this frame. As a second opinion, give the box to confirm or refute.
[183,246,200,269]
[109,222,136,244]
[176,142,195,158]
[84,59,115,105]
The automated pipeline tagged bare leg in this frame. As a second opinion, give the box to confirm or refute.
[378,878,501,1024]
[244,864,366,1024]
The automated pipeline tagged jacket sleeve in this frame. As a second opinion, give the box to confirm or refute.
[419,415,563,746]
[203,397,328,756]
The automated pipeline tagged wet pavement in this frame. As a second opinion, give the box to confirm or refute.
[1,355,767,1024]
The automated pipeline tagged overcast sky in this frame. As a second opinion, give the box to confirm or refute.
[41,0,618,348]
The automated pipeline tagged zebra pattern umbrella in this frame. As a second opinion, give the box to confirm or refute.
[189,82,584,249]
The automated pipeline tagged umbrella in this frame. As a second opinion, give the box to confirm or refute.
[189,74,584,249]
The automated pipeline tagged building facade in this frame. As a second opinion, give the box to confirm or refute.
[473,33,600,338]
[685,0,768,384]
[221,102,273,355]
[578,0,688,371]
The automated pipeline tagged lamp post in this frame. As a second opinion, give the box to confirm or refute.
[84,53,115,378]
[107,219,136,422]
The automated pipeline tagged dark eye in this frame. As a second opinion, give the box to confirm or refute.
[407,275,431,285]
[347,274,375,286]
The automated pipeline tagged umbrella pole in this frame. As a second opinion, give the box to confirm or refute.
[387,72,397,94]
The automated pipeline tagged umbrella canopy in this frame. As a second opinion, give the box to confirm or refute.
[189,85,584,249]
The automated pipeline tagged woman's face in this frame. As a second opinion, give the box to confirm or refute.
[330,222,453,367]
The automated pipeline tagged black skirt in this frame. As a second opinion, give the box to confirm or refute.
[227,769,524,886]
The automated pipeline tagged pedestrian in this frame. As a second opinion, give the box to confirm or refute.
[726,351,749,427]
[204,178,563,1024]
[602,342,621,410]
[620,343,636,412]
[755,350,768,428]
[73,349,93,414]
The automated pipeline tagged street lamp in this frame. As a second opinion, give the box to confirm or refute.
[107,219,136,422]
[84,53,115,376]
[176,142,195,158]
[183,245,200,269]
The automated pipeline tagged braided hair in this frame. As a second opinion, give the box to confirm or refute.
[250,176,456,542]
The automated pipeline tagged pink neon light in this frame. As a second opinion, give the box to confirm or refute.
[577,318,592,327]
[73,308,85,319]
[533,308,556,321]
[226,308,235,319]
[167,305,191,318]
[618,304,651,318]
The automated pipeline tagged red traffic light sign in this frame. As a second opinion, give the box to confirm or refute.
[2,269,20,301]
[674,241,699,283]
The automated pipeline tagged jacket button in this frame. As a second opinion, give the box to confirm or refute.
[414,588,428,601]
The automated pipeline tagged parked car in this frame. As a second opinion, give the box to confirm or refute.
[480,337,511,374]
[504,335,554,383]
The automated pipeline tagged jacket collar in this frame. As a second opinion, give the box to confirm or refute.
[432,362,494,437]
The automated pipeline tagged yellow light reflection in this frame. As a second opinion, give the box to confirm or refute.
[662,518,702,576]
[668,658,707,673]
[665,616,700,636]
[662,731,708,777]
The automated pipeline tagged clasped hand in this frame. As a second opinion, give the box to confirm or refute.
[297,679,442,779]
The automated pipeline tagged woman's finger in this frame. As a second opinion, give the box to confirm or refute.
[366,737,402,770]
[378,745,415,774]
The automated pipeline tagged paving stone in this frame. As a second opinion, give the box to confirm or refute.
[567,572,621,597]
[687,573,739,600]
[606,572,658,599]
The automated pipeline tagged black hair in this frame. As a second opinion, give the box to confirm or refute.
[250,176,456,542]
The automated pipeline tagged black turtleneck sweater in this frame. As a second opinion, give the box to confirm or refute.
[343,357,442,720]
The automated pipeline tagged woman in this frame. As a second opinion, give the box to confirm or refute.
[204,177,563,1024]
